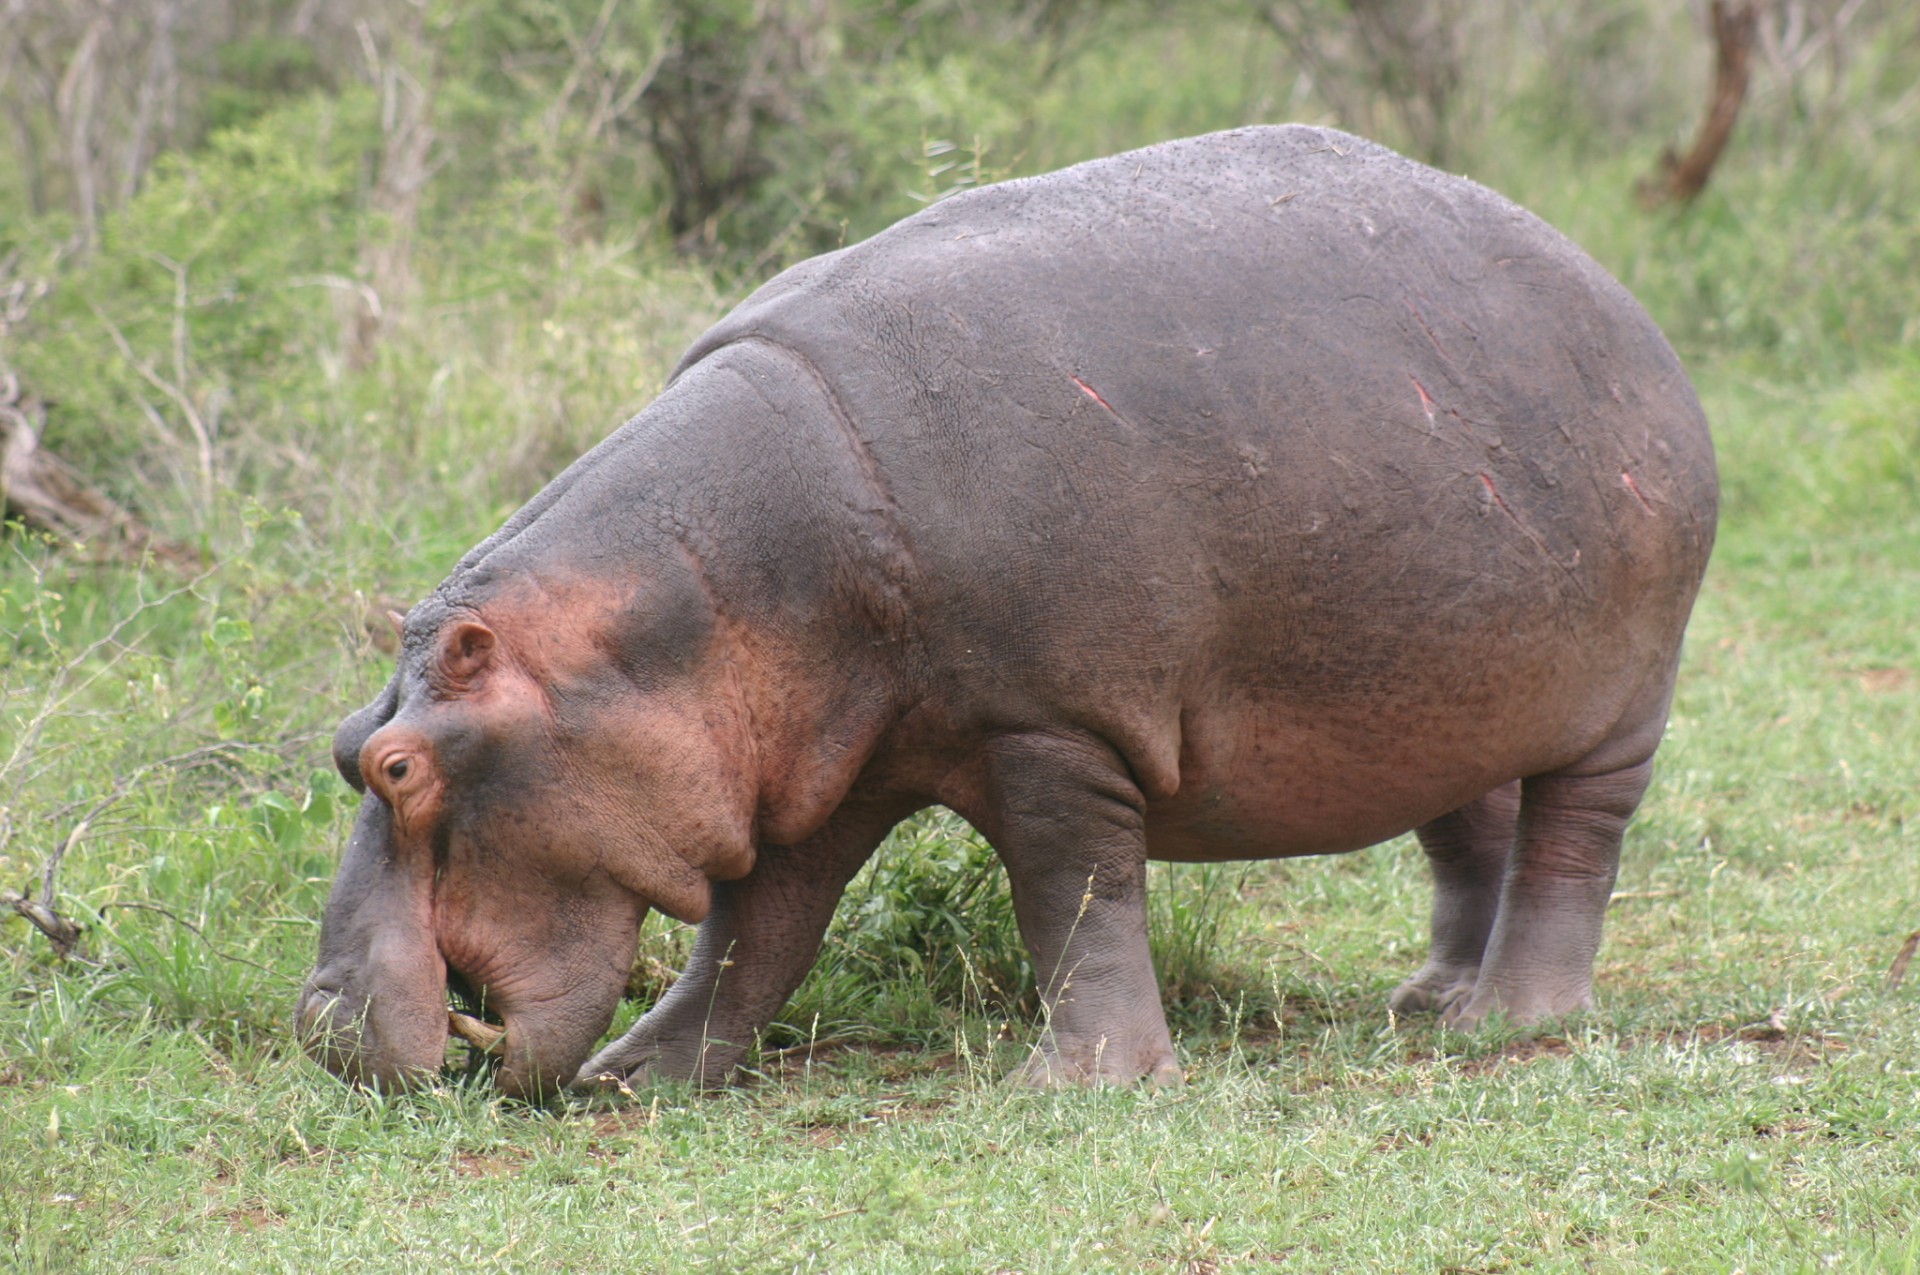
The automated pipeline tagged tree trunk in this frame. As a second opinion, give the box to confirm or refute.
[0,375,195,568]
[1639,0,1759,209]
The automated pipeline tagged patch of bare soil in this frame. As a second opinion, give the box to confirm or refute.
[1852,667,1915,694]
[223,1205,286,1232]
[454,1149,532,1180]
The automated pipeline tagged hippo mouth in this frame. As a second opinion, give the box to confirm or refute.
[444,968,507,1083]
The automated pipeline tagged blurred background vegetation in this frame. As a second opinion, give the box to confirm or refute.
[0,0,1916,1058]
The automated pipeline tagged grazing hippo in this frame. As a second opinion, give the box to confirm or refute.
[296,125,1717,1099]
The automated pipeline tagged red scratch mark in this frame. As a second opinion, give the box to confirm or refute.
[1071,375,1119,415]
[1621,470,1656,514]
[1403,296,1454,364]
[1409,374,1436,424]
[1478,472,1512,516]
[1479,472,1585,584]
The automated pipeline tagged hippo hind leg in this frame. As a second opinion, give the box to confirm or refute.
[1390,779,1521,1016]
[1442,755,1656,1029]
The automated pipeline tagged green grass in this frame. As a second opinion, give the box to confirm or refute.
[5,432,1917,1269]
[5,4,1920,1270]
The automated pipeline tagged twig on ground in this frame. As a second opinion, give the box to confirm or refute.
[448,1010,506,1053]
[3,741,264,967]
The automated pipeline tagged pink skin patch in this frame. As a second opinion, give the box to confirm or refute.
[1403,296,1454,364]
[1479,471,1514,517]
[1480,472,1584,575]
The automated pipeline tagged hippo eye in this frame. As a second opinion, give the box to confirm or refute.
[386,758,410,783]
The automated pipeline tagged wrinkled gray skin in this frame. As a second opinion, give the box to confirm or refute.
[296,126,1717,1099]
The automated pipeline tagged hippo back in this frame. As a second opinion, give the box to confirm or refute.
[675,125,1716,823]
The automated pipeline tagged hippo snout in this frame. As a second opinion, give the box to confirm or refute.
[293,980,339,1040]
[294,977,377,1080]
[295,969,451,1092]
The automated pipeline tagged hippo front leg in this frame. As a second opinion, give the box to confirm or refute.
[1390,780,1521,1015]
[574,805,901,1091]
[979,732,1182,1088]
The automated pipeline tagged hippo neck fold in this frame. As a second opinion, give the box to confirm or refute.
[427,339,919,854]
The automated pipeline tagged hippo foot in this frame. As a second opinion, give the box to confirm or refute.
[1439,981,1594,1031]
[1387,961,1481,1016]
[573,1029,748,1093]
[1009,1032,1185,1089]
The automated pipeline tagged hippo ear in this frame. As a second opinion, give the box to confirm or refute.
[437,620,497,685]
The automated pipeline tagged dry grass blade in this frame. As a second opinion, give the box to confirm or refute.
[1887,930,1920,991]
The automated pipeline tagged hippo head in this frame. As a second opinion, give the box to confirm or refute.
[294,569,759,1099]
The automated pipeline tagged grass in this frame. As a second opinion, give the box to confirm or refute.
[4,4,1920,1270]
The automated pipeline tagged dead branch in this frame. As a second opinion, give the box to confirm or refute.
[3,742,260,966]
[351,11,444,366]
[5,818,92,959]
[53,14,108,245]
[448,1010,506,1053]
[1639,0,1760,209]
[97,901,282,975]
[1,373,196,567]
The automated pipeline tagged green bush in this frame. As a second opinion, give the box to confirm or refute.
[9,91,378,522]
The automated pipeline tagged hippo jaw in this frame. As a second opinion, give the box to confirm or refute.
[295,964,448,1094]
[295,795,453,1091]
[294,982,612,1101]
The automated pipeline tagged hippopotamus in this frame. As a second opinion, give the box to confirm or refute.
[296,125,1717,1099]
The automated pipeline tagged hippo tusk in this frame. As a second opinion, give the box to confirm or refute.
[447,1009,505,1054]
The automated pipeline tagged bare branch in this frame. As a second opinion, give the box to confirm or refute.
[1639,0,1760,209]
[97,901,284,977]
[3,740,265,966]
[87,257,219,516]
[53,14,107,245]
[0,556,222,801]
